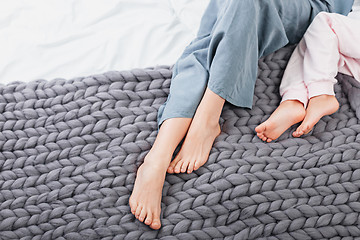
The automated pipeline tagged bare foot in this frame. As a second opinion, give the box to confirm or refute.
[255,100,306,142]
[167,118,221,174]
[129,153,169,230]
[293,95,339,137]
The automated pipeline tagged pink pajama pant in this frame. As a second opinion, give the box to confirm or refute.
[280,12,360,107]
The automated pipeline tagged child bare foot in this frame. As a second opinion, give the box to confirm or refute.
[129,152,169,230]
[255,100,306,142]
[167,117,221,174]
[293,95,339,137]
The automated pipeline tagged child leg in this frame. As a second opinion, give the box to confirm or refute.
[294,13,360,136]
[255,38,308,142]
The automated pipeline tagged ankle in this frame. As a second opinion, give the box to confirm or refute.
[144,149,172,166]
[194,109,220,127]
[141,159,168,171]
[205,118,221,130]
[281,99,304,107]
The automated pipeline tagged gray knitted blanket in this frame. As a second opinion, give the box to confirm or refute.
[1,46,360,240]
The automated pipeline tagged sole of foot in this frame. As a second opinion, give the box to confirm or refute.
[293,95,339,137]
[255,100,306,142]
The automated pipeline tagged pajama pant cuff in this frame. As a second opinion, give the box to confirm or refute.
[157,109,194,129]
[307,81,335,99]
[281,89,308,108]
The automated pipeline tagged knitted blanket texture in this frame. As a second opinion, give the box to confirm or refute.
[1,46,360,239]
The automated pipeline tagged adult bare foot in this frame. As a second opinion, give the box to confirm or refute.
[167,87,224,174]
[255,100,306,142]
[293,95,339,137]
[129,152,169,230]
[167,117,221,174]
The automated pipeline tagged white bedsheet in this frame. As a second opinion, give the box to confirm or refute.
[0,0,209,84]
[1,0,359,85]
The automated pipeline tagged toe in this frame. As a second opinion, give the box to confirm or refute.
[293,126,302,137]
[255,124,266,133]
[297,124,310,136]
[167,164,175,173]
[129,198,137,214]
[150,221,161,230]
[267,138,272,143]
[187,160,195,173]
[193,156,207,172]
[138,207,147,222]
[135,205,142,219]
[170,155,183,173]
[174,160,183,173]
[180,160,189,173]
[167,158,179,173]
[150,214,161,230]
[194,161,201,171]
[144,211,153,226]
[257,133,264,139]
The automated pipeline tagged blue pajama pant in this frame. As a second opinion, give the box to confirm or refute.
[157,0,354,127]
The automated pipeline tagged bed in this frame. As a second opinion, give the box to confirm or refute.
[0,0,209,85]
[1,1,360,239]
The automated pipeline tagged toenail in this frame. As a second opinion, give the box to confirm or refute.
[151,222,161,229]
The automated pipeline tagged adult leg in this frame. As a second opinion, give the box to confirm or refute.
[129,0,222,229]
[169,0,338,169]
[129,118,191,229]
[129,0,354,228]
